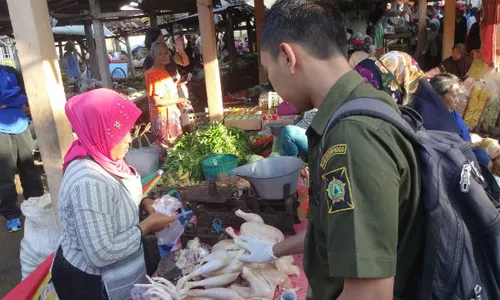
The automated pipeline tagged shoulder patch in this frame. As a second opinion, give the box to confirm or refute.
[320,144,347,169]
[322,167,354,214]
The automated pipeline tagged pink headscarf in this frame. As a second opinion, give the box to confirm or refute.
[63,88,141,178]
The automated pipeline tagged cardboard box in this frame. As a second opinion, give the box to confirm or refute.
[223,107,275,131]
[224,116,262,130]
[181,112,209,132]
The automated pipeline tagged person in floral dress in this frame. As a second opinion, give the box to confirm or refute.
[145,42,190,153]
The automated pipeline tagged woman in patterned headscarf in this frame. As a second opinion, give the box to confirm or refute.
[354,51,461,134]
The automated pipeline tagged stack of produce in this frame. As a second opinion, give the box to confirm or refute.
[161,123,252,187]
[133,210,299,300]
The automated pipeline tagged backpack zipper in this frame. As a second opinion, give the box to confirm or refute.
[470,284,482,300]
[461,163,472,193]
[470,161,485,184]
[460,161,485,193]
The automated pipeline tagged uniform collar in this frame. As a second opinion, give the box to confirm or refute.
[309,70,365,136]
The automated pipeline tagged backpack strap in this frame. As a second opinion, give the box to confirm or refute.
[311,98,422,206]
[320,97,422,153]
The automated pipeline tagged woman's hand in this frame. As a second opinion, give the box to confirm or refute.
[139,212,177,236]
[140,197,155,215]
[174,36,185,51]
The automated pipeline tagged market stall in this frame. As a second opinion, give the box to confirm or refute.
[120,89,311,298]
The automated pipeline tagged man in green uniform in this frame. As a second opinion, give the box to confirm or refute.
[236,0,424,299]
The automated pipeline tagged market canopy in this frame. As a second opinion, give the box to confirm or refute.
[52,24,113,37]
[0,0,202,35]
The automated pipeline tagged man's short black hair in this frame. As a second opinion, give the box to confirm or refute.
[261,0,347,60]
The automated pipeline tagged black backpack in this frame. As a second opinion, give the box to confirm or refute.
[321,98,500,300]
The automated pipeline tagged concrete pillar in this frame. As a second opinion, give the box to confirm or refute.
[6,0,74,217]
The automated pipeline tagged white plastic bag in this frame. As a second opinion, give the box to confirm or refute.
[125,135,160,178]
[20,194,60,279]
[153,195,185,257]
[153,195,183,245]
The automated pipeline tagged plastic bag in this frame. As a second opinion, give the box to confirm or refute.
[20,194,60,279]
[153,195,185,257]
[125,135,160,178]
[38,280,58,300]
[479,72,500,128]
[467,57,493,81]
[463,81,489,129]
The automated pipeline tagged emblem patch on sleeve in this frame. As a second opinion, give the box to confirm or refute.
[322,167,354,214]
[320,144,347,169]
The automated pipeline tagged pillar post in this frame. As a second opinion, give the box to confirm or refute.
[197,0,224,121]
[6,0,74,218]
[84,21,101,80]
[443,0,457,59]
[255,0,267,83]
[89,0,112,87]
[124,35,136,79]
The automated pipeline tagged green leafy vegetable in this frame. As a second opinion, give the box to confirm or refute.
[161,122,252,186]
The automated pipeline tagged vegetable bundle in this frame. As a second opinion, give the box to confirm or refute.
[161,123,252,186]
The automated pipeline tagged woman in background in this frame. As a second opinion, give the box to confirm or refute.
[439,43,473,80]
[143,28,189,73]
[354,51,461,134]
[145,42,190,153]
[281,109,317,157]
[143,28,164,71]
[429,73,490,166]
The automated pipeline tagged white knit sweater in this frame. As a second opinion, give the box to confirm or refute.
[58,159,142,275]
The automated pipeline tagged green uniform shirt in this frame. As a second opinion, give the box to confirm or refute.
[303,71,424,300]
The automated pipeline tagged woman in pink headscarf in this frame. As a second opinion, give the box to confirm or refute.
[52,89,176,300]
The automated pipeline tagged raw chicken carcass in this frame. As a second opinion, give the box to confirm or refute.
[212,239,235,251]
[239,222,284,244]
[187,288,244,300]
[235,209,264,224]
[252,266,293,290]
[241,267,274,299]
[275,256,300,277]
[229,283,252,298]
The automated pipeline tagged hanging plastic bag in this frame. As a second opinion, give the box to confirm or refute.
[20,194,60,279]
[152,193,192,258]
[125,135,160,178]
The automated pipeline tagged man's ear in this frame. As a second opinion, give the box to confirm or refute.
[279,42,297,75]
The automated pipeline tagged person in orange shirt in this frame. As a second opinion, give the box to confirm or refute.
[145,42,190,154]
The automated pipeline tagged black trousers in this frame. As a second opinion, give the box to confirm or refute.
[52,247,108,300]
[52,238,159,299]
[0,127,43,220]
